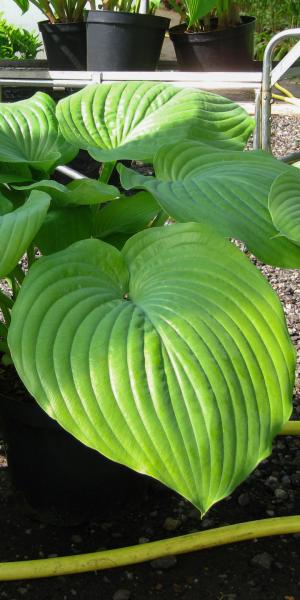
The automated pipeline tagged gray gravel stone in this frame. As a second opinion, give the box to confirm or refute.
[201,518,215,528]
[113,590,131,600]
[251,552,273,569]
[238,492,250,506]
[138,537,150,544]
[71,534,83,544]
[274,488,288,501]
[150,555,177,570]
[163,517,181,531]
[281,475,291,486]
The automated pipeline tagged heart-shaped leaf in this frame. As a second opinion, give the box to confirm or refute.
[119,142,300,268]
[8,223,295,514]
[15,179,119,207]
[0,191,50,278]
[0,92,77,173]
[56,82,254,163]
[268,170,300,245]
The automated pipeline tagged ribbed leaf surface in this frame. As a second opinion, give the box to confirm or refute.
[56,82,254,162]
[0,92,77,172]
[268,171,300,245]
[0,191,50,277]
[8,224,294,513]
[119,142,300,267]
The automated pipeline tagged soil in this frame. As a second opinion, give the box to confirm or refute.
[1,115,300,600]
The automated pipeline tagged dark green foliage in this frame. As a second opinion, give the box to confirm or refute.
[240,0,300,60]
[0,13,42,60]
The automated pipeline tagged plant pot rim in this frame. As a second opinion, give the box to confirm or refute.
[169,15,255,37]
[0,389,59,430]
[38,20,86,28]
[85,10,170,28]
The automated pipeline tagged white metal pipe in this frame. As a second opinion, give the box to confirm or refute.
[262,29,300,152]
[55,165,85,180]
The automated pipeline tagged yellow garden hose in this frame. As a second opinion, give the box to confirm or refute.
[0,420,300,582]
[280,420,300,435]
[0,516,300,581]
[274,82,294,98]
[272,82,300,105]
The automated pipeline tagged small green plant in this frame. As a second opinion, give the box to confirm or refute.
[162,0,241,31]
[98,0,161,14]
[240,0,300,60]
[12,0,96,23]
[0,82,297,515]
[0,13,42,59]
[240,0,300,33]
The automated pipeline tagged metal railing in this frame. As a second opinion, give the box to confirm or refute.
[257,28,300,152]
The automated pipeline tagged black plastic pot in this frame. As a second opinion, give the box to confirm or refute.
[38,21,87,70]
[169,16,256,71]
[0,390,146,520]
[85,10,170,71]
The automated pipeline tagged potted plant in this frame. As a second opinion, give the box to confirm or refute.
[12,0,170,71]
[85,0,171,71]
[12,0,95,70]
[0,80,297,520]
[167,0,256,70]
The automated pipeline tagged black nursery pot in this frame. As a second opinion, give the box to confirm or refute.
[38,21,87,70]
[0,390,146,519]
[85,10,170,71]
[169,15,256,71]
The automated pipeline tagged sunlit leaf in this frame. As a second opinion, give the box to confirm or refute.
[268,170,300,245]
[0,191,50,277]
[9,223,294,513]
[56,82,254,163]
[119,142,300,267]
[0,92,77,173]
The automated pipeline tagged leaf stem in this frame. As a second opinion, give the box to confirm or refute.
[0,290,12,327]
[27,244,36,270]
[99,161,117,184]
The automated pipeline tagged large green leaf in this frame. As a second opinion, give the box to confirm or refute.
[119,142,300,268]
[8,223,295,514]
[268,170,300,245]
[34,206,93,255]
[185,0,216,26]
[0,92,77,173]
[15,179,119,207]
[56,82,254,163]
[94,192,161,239]
[0,191,50,278]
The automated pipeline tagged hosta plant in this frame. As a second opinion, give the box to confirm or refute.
[0,81,297,515]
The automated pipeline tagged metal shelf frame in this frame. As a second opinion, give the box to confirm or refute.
[0,29,300,155]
